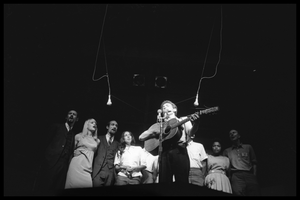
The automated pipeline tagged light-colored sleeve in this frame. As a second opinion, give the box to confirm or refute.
[153,155,159,171]
[139,130,152,141]
[206,155,211,170]
[137,146,146,166]
[74,134,81,148]
[96,138,100,145]
[139,123,159,141]
[224,157,230,171]
[141,149,149,168]
[199,144,208,161]
[180,117,193,135]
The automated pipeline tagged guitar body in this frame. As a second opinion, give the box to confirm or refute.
[163,118,182,141]
[144,137,160,153]
[144,118,182,152]
[143,106,219,153]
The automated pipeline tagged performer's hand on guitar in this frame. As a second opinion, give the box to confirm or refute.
[189,113,200,122]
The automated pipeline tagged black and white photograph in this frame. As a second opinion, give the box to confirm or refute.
[4,4,296,196]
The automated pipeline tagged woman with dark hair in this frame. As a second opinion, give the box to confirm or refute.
[204,139,232,194]
[114,131,146,185]
[65,118,99,189]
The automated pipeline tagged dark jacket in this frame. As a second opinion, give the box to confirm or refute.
[44,123,75,169]
[92,135,119,178]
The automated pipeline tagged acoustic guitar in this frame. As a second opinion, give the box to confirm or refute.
[144,106,219,152]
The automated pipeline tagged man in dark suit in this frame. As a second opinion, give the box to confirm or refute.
[92,120,119,187]
[36,110,79,195]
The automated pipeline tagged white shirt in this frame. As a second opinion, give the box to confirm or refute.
[186,140,208,168]
[65,122,72,132]
[114,145,146,177]
[106,133,114,144]
[141,148,159,173]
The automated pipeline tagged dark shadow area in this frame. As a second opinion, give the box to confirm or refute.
[59,183,233,196]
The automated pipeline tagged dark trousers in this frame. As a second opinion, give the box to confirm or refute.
[189,168,205,186]
[159,145,190,183]
[92,163,115,187]
[114,175,141,185]
[36,158,69,195]
[231,171,260,196]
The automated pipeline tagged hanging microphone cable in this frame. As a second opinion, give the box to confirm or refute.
[89,4,112,106]
[92,4,109,82]
[194,5,223,107]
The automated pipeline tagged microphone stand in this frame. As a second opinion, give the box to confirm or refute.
[157,113,165,183]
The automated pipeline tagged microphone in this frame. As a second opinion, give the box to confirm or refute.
[194,93,199,106]
[157,109,162,116]
[157,109,164,120]
[107,95,112,106]
[157,109,167,119]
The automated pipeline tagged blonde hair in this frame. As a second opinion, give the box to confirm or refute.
[81,118,98,140]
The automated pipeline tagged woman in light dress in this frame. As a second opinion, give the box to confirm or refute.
[65,118,100,189]
[204,140,232,194]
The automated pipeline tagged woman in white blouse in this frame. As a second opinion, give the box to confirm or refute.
[114,131,146,185]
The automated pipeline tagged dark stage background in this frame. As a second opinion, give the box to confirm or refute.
[4,4,296,196]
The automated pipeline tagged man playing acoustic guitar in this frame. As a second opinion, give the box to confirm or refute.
[139,100,201,184]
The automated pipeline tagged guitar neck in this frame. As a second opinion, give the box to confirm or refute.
[169,111,199,129]
[169,107,218,129]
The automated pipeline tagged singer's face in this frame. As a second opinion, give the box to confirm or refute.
[123,131,132,145]
[66,110,78,123]
[87,119,97,132]
[107,120,118,134]
[162,103,176,116]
